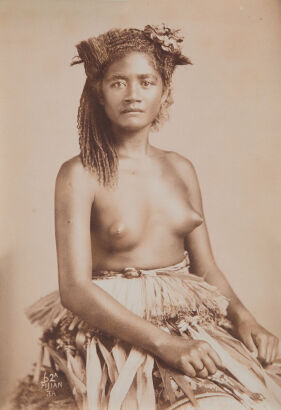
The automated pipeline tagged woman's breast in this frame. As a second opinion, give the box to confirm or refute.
[91,194,149,251]
[151,191,203,236]
[91,182,203,252]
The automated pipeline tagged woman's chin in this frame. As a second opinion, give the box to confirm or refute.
[115,119,152,133]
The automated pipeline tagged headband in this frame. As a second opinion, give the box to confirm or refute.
[70,24,191,82]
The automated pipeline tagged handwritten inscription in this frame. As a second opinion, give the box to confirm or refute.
[40,372,63,397]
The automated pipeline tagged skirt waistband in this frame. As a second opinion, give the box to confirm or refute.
[92,252,189,280]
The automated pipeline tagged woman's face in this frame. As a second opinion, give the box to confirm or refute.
[100,52,166,133]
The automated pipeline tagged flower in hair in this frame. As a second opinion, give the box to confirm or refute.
[143,23,184,55]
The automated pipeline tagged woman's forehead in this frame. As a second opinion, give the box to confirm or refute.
[103,52,160,78]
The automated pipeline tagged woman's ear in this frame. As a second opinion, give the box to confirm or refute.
[160,87,169,106]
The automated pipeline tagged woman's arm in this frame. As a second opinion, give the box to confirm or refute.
[175,154,279,365]
[55,158,165,352]
[55,157,221,378]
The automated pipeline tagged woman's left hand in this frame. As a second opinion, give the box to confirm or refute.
[233,317,279,365]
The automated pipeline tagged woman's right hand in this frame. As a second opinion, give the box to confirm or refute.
[156,335,222,378]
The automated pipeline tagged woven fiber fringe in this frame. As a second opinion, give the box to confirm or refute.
[22,264,281,409]
[25,270,229,331]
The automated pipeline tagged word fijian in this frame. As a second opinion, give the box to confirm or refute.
[40,372,63,397]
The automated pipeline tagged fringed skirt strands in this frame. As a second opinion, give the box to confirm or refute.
[14,256,281,409]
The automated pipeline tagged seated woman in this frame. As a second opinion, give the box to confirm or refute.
[15,25,281,410]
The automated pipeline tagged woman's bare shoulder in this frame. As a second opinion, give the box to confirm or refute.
[161,149,198,180]
[55,155,98,197]
[163,150,203,206]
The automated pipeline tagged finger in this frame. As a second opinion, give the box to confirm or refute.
[202,355,217,375]
[265,337,275,364]
[274,337,280,361]
[197,367,208,379]
[270,337,279,364]
[206,347,222,368]
[181,361,197,378]
[242,331,257,355]
[256,336,267,363]
[190,358,205,373]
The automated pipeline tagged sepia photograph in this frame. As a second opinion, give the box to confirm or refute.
[1,0,281,409]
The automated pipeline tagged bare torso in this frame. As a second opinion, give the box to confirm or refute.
[88,146,203,271]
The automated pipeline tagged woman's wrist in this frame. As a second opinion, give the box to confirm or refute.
[227,303,256,326]
[145,328,173,358]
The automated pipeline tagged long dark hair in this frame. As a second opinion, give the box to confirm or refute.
[77,77,119,186]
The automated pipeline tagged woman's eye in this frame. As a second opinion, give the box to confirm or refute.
[111,81,126,89]
[142,80,153,87]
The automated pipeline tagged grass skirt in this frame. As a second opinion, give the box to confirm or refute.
[11,257,281,409]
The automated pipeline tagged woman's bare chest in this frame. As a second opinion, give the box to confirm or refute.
[91,170,203,250]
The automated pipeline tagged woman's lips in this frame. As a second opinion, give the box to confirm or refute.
[121,108,144,114]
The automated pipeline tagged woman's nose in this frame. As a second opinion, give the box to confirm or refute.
[124,82,142,103]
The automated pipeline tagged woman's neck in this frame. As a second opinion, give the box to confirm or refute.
[112,126,152,159]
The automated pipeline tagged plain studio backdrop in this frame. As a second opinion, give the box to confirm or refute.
[0,0,280,406]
